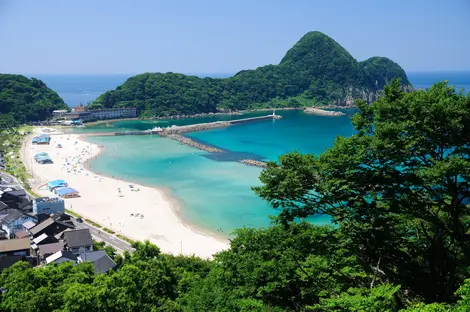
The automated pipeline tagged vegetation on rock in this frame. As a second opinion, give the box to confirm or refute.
[0,74,67,123]
[90,31,412,117]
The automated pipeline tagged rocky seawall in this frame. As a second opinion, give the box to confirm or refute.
[304,107,346,116]
[161,134,223,153]
[239,159,267,168]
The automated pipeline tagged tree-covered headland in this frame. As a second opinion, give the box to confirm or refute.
[0,74,67,124]
[1,80,469,311]
[90,31,412,117]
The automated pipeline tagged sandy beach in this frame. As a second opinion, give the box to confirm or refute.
[21,128,229,258]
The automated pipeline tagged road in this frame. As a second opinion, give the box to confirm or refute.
[74,220,134,253]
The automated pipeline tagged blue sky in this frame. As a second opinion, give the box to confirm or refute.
[0,0,469,75]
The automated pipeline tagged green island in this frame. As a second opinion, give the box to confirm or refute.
[1,81,470,312]
[89,31,412,117]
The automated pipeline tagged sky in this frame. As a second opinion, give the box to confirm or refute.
[0,0,469,75]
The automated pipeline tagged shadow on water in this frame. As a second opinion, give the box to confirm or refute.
[185,135,266,162]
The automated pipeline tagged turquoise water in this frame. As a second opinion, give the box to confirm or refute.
[85,110,354,234]
[58,71,470,234]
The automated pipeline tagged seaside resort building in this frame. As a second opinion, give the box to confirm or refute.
[61,107,137,122]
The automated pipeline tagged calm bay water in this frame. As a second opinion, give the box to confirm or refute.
[43,71,470,234]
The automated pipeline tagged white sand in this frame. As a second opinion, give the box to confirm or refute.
[21,128,229,258]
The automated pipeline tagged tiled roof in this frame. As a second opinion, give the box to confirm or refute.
[0,238,30,253]
[46,250,77,264]
[63,229,92,248]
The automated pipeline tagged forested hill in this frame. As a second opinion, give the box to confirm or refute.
[0,74,67,123]
[90,31,412,117]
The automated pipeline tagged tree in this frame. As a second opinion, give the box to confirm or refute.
[0,113,18,131]
[254,80,470,303]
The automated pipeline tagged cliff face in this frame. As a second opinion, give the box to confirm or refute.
[92,31,411,116]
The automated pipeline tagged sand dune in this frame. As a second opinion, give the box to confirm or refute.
[21,129,228,258]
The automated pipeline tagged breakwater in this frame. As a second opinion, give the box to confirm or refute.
[240,159,267,168]
[161,134,223,153]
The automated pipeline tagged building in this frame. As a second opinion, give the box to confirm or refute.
[28,217,75,238]
[37,242,63,261]
[0,238,30,257]
[52,110,68,117]
[0,209,37,239]
[89,108,137,120]
[55,187,80,198]
[77,250,116,274]
[62,229,93,255]
[45,250,77,265]
[47,180,68,192]
[33,197,65,215]
[74,105,87,112]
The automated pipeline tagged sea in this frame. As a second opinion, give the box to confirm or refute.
[35,72,470,235]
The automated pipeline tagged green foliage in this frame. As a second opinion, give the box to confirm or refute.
[0,74,67,123]
[3,81,470,311]
[255,80,470,304]
[361,56,411,89]
[92,31,411,117]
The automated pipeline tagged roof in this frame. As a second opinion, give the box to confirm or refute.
[47,180,67,187]
[22,220,36,230]
[29,217,74,236]
[55,187,79,196]
[0,238,30,253]
[14,229,29,239]
[79,250,116,274]
[0,209,26,225]
[0,201,7,210]
[32,233,49,244]
[29,218,54,235]
[46,250,77,264]
[38,242,63,256]
[3,190,26,198]
[63,229,93,248]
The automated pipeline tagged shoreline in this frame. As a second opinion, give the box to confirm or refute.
[79,136,231,242]
[21,128,229,258]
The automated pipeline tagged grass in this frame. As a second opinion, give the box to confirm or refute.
[103,227,115,234]
[117,234,135,245]
[65,209,82,218]
[84,219,103,229]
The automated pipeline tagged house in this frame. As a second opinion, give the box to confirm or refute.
[1,190,28,209]
[38,242,63,261]
[31,233,59,250]
[45,250,77,265]
[62,229,93,255]
[77,250,116,274]
[0,209,37,239]
[28,217,74,238]
[14,229,29,239]
[33,197,65,215]
[0,238,30,257]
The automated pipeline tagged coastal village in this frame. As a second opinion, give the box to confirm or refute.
[0,171,117,273]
